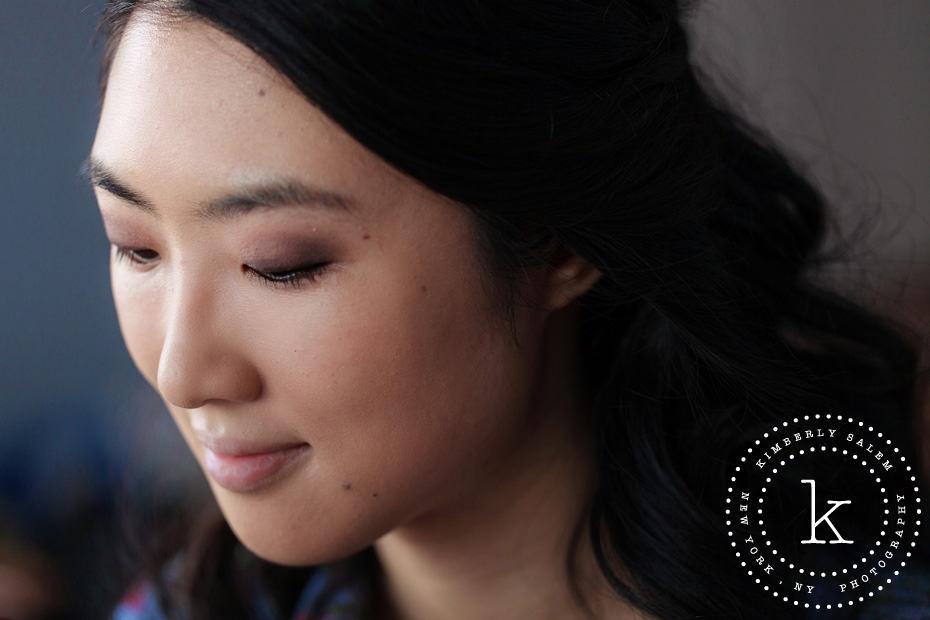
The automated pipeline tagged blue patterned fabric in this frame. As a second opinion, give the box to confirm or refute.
[112,555,930,619]
[112,561,369,620]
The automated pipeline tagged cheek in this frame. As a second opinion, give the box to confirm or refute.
[110,264,164,390]
[207,254,536,564]
[267,254,535,513]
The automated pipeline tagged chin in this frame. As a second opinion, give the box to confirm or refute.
[216,493,389,567]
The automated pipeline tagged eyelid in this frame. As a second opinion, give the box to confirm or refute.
[111,242,333,290]
[112,245,159,265]
[243,262,332,289]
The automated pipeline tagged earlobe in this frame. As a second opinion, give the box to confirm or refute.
[544,250,603,311]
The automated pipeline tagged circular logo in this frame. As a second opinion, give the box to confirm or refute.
[725,413,922,612]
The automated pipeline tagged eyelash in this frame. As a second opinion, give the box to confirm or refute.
[112,245,331,290]
[244,263,331,289]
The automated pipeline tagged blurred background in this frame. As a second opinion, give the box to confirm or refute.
[1,3,198,617]
[0,1,928,618]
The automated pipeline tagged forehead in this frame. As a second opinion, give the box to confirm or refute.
[91,13,401,216]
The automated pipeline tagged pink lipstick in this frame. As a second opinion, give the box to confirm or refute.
[199,438,310,493]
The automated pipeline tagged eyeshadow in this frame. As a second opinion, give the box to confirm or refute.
[239,237,336,270]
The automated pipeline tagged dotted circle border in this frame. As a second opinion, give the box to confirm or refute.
[724,413,922,611]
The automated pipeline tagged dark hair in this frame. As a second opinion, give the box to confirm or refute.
[95,1,927,618]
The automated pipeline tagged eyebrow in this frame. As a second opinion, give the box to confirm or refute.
[80,155,354,220]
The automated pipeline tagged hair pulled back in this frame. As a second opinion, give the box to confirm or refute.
[96,2,925,618]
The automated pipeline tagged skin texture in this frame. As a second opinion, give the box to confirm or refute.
[90,13,650,620]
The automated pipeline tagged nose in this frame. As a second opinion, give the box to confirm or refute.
[156,278,262,409]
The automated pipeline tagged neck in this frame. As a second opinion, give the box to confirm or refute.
[370,307,650,620]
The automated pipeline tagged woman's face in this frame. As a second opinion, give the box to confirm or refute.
[89,15,556,565]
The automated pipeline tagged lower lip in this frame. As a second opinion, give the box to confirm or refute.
[203,444,310,493]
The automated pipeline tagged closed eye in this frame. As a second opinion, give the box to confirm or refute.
[243,263,332,289]
[112,244,330,290]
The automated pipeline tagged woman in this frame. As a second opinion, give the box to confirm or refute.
[86,1,927,618]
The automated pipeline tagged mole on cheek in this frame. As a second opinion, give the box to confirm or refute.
[362,234,370,240]
[258,88,266,97]
[341,482,352,491]
[421,285,427,293]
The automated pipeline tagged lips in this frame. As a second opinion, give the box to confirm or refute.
[195,433,311,493]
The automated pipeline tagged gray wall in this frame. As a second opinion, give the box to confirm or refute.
[1,0,146,431]
[688,1,930,329]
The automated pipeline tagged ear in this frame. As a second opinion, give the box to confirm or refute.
[542,246,603,311]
